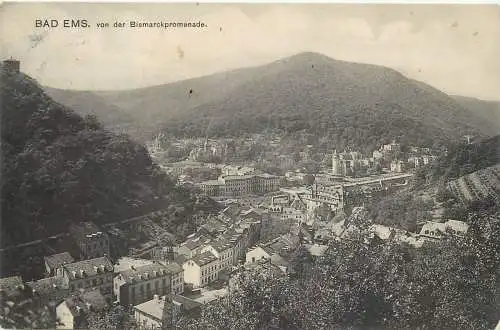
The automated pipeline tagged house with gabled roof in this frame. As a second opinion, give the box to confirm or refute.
[182,251,219,288]
[44,252,75,277]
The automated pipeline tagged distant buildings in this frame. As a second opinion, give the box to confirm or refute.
[1,59,20,73]
[419,220,469,240]
[69,222,110,260]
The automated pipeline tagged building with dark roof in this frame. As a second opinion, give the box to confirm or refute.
[134,294,202,330]
[61,256,114,297]
[26,276,69,306]
[69,222,110,260]
[44,252,75,277]
[113,262,184,306]
[175,234,211,259]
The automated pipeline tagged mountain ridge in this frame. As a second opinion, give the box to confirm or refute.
[44,52,498,147]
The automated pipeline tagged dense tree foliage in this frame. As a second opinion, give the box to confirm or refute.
[0,70,217,248]
[416,135,499,185]
[178,211,499,330]
[87,305,138,330]
[366,191,433,231]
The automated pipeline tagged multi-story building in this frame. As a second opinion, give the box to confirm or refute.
[182,251,219,288]
[198,173,282,197]
[200,237,235,272]
[113,262,184,306]
[69,222,110,260]
[61,256,114,297]
[390,160,405,173]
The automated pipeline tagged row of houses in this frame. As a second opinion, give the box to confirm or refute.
[175,205,265,289]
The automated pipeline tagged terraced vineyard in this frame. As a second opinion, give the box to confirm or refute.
[447,164,500,205]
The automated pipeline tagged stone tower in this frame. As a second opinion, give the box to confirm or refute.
[332,150,342,176]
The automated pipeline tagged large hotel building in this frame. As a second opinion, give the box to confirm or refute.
[198,174,282,197]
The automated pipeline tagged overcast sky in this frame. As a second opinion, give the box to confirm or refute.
[1,3,499,100]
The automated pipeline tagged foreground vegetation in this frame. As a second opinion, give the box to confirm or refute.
[176,207,499,330]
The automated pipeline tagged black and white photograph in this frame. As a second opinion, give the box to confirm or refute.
[0,2,499,329]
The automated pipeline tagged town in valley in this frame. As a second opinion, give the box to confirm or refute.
[1,3,499,330]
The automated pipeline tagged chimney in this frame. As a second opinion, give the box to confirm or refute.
[94,266,99,273]
[80,269,85,277]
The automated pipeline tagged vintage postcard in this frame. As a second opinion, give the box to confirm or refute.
[0,2,499,329]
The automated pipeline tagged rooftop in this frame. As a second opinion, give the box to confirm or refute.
[62,289,108,316]
[27,276,68,296]
[113,257,154,273]
[44,252,75,269]
[420,220,469,237]
[181,235,211,251]
[63,256,113,280]
[304,244,328,257]
[134,295,202,321]
[69,222,105,240]
[118,262,181,284]
[190,251,218,267]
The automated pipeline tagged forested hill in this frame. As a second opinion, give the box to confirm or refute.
[46,52,495,152]
[0,69,216,248]
[418,134,500,184]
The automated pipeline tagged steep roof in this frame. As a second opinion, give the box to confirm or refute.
[118,262,180,284]
[181,235,211,251]
[62,289,108,316]
[134,295,202,321]
[44,252,75,269]
[190,251,218,267]
[27,276,68,296]
[63,257,113,280]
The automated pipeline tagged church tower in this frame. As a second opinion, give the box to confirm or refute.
[332,150,342,176]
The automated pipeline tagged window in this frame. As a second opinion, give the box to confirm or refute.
[155,281,159,289]
[146,283,151,291]
[92,279,97,286]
